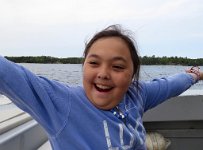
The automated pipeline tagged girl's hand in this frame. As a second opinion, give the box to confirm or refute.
[200,72,203,80]
[186,66,202,82]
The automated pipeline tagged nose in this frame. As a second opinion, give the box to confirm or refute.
[97,66,110,80]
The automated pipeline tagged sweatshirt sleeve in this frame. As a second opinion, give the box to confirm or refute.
[142,73,195,112]
[0,56,71,136]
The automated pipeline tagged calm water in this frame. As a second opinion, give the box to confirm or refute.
[20,63,203,89]
[0,64,203,110]
[0,64,203,107]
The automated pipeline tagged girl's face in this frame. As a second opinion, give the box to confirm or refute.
[83,37,134,110]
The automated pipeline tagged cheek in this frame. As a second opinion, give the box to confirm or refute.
[115,73,132,87]
[83,69,90,83]
[123,77,132,88]
[83,66,95,83]
[82,64,89,77]
[126,72,133,85]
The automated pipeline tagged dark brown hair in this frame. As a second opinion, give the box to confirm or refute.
[83,25,140,82]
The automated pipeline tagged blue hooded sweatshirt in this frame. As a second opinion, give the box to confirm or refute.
[0,56,195,150]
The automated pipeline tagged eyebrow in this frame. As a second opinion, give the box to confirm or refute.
[87,54,127,63]
[87,54,100,59]
[112,56,127,63]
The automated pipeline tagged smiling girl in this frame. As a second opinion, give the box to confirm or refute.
[0,25,203,150]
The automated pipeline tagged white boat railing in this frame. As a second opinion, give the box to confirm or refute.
[0,112,48,150]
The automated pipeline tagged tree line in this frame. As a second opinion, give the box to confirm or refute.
[141,55,203,66]
[5,56,83,64]
[5,55,203,66]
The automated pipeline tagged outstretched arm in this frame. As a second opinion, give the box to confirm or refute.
[0,56,71,136]
[143,66,202,111]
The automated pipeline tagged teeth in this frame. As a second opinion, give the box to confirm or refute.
[96,84,112,90]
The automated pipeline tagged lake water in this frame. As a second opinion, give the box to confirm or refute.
[0,64,203,107]
[19,63,203,89]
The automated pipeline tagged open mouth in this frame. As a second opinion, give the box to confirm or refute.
[94,84,113,92]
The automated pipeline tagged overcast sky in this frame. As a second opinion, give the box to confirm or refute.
[0,0,202,58]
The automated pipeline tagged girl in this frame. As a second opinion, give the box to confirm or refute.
[0,25,202,150]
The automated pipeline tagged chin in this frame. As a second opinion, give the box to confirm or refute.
[92,101,116,110]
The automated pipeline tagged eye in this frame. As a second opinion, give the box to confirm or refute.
[89,61,97,64]
[88,61,99,67]
[113,65,125,71]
